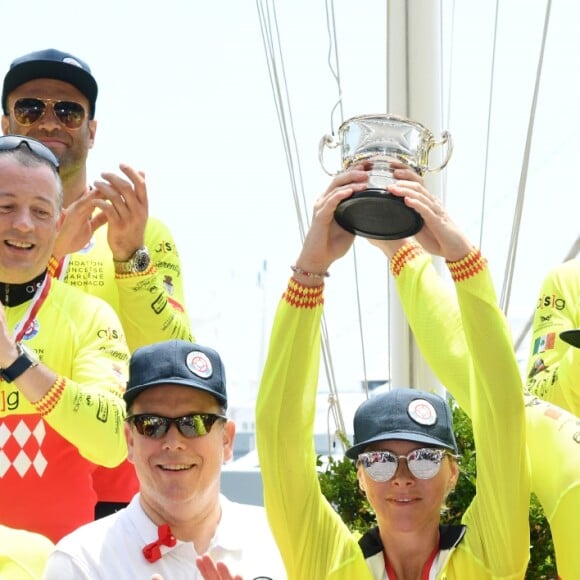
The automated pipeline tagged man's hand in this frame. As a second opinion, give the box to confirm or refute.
[195,554,243,579]
[151,555,244,580]
[0,302,18,369]
[52,188,105,259]
[92,163,149,261]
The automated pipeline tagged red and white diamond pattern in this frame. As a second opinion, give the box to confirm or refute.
[0,418,47,477]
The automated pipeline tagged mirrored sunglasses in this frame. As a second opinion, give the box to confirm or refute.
[0,135,59,170]
[126,413,227,439]
[357,448,455,482]
[13,97,86,129]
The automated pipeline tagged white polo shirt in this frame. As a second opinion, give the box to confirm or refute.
[43,493,286,579]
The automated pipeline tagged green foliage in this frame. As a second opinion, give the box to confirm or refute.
[441,401,477,525]
[528,493,557,579]
[317,454,376,533]
[316,401,557,578]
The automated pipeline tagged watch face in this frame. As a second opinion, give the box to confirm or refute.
[134,249,151,272]
[114,247,151,274]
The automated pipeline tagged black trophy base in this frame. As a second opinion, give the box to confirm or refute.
[334,188,424,240]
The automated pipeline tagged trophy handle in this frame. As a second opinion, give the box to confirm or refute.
[319,134,341,176]
[426,130,453,173]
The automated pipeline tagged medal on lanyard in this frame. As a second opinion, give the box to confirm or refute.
[12,275,52,342]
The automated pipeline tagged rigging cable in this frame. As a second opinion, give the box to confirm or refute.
[478,0,500,253]
[439,0,451,202]
[325,0,344,136]
[321,0,352,453]
[323,0,373,409]
[256,0,309,237]
[500,0,552,314]
[256,0,349,453]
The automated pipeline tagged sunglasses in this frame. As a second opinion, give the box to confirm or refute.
[0,135,59,170]
[13,97,86,129]
[126,413,227,439]
[357,448,456,482]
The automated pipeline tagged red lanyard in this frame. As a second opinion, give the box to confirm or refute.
[51,255,70,281]
[13,275,52,342]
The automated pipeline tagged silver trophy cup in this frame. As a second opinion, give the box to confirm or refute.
[319,114,453,239]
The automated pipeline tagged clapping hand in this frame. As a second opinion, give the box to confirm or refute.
[92,163,149,261]
[150,554,243,580]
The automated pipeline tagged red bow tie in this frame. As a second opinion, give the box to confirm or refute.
[143,524,177,563]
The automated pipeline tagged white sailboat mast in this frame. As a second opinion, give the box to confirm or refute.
[386,0,445,394]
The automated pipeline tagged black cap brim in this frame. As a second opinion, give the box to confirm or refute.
[2,61,97,117]
[560,329,580,349]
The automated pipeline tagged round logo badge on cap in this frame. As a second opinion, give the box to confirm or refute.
[407,398,437,426]
[62,57,84,69]
[186,350,213,379]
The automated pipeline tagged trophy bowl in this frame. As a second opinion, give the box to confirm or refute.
[319,114,453,240]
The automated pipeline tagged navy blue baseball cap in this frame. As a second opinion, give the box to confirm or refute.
[124,340,228,410]
[2,48,98,118]
[345,388,458,459]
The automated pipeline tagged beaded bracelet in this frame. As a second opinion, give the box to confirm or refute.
[290,265,330,279]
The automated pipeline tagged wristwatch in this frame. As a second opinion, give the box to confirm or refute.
[0,342,40,383]
[113,247,151,274]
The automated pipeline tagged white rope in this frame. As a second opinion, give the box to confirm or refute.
[256,0,349,452]
[319,0,352,450]
[445,0,456,135]
[438,0,450,202]
[500,0,552,314]
[321,0,377,449]
[256,0,309,239]
[324,0,344,136]
[477,0,501,252]
[322,0,372,400]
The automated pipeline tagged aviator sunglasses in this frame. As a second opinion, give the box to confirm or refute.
[126,413,227,439]
[0,135,59,170]
[357,448,457,482]
[13,97,86,129]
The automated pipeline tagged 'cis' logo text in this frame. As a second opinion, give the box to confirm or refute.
[537,294,565,310]
[155,241,174,254]
[97,328,121,340]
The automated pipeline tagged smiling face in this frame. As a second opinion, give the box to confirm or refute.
[2,78,96,184]
[0,155,62,283]
[125,384,235,527]
[357,439,459,535]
